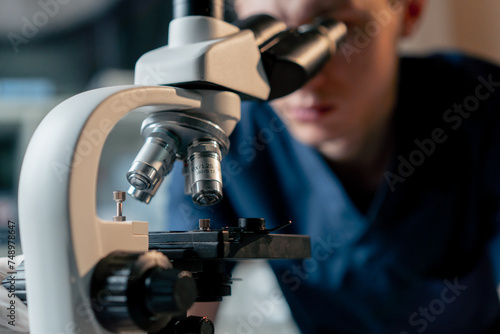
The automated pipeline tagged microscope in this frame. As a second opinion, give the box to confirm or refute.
[13,0,346,332]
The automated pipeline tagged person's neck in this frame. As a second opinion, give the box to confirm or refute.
[318,115,394,214]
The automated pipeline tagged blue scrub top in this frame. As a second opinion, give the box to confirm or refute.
[166,54,500,333]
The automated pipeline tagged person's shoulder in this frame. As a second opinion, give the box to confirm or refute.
[231,100,287,141]
[437,52,500,74]
[405,52,499,66]
[239,100,278,128]
[396,52,500,150]
[418,54,500,151]
[401,52,500,87]
[399,52,500,109]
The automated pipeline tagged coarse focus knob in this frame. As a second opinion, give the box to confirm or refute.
[91,251,197,332]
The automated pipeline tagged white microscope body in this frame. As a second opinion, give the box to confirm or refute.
[18,2,346,332]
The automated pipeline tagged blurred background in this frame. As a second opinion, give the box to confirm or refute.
[0,0,181,242]
[0,0,499,331]
[399,0,500,62]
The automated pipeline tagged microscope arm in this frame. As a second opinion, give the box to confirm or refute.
[18,85,216,333]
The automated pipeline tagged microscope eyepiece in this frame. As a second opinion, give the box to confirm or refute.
[186,139,223,206]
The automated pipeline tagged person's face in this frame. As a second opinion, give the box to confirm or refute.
[236,0,421,156]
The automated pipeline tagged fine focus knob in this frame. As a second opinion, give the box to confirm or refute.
[144,268,197,315]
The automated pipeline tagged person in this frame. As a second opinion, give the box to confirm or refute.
[167,0,500,333]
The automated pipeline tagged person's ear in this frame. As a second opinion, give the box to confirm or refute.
[400,0,427,37]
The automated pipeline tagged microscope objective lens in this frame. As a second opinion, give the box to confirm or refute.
[187,139,223,206]
[127,129,179,203]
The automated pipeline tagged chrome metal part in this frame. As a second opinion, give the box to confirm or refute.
[127,129,179,192]
[127,176,162,205]
[113,191,126,221]
[199,219,211,230]
[140,112,230,159]
[129,112,230,205]
[187,140,223,206]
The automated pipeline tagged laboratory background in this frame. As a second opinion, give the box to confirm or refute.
[1,0,500,332]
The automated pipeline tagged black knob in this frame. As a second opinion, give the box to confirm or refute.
[175,316,215,334]
[144,268,197,314]
[238,218,266,232]
[91,251,197,333]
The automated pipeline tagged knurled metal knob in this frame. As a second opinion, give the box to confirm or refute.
[199,219,211,231]
[113,190,126,221]
[114,190,126,202]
